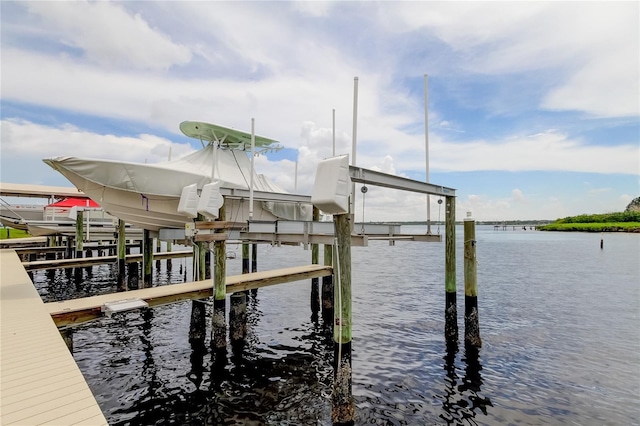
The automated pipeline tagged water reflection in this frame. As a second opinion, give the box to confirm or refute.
[460,345,492,417]
[438,341,492,425]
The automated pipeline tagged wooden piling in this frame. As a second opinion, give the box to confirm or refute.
[332,213,354,425]
[190,215,208,344]
[445,195,458,343]
[143,229,153,287]
[117,219,126,292]
[251,242,257,272]
[128,262,139,289]
[464,214,481,347]
[74,210,84,259]
[322,243,334,323]
[65,236,73,259]
[155,238,161,269]
[84,248,93,276]
[229,292,247,342]
[198,240,206,282]
[251,242,258,296]
[188,298,206,343]
[311,207,320,314]
[242,243,250,274]
[212,203,227,349]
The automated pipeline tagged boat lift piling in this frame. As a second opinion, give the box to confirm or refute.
[331,212,354,425]
[464,212,481,348]
[445,195,458,343]
[212,202,227,350]
[189,215,208,344]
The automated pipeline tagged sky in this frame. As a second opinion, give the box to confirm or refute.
[1,1,638,222]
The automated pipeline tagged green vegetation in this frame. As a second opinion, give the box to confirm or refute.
[537,211,640,233]
[626,196,640,212]
[0,227,31,239]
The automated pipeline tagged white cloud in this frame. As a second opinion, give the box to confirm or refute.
[1,119,193,163]
[24,1,191,70]
[428,131,638,175]
[386,2,639,117]
[511,189,524,202]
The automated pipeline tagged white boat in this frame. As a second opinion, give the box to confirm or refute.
[0,196,120,235]
[44,122,312,231]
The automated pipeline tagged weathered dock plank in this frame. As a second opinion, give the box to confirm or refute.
[0,237,48,249]
[0,250,108,426]
[22,250,192,271]
[45,264,333,327]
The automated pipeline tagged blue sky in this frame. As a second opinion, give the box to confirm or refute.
[1,1,638,221]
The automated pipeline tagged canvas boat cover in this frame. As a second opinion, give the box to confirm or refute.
[44,144,311,220]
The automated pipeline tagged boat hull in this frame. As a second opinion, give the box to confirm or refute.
[48,171,280,231]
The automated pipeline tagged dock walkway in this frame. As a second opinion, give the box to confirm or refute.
[0,250,108,426]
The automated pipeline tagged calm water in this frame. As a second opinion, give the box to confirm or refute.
[32,226,640,425]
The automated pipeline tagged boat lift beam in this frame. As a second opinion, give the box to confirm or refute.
[349,165,455,197]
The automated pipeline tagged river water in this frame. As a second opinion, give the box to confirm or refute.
[31,226,640,425]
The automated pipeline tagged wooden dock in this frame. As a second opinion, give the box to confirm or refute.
[0,250,108,426]
[46,264,333,327]
[22,250,193,271]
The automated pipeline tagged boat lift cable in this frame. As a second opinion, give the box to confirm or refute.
[437,197,443,235]
[231,150,251,189]
[360,186,367,235]
[360,171,367,235]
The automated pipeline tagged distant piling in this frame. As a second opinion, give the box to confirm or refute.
[445,196,458,343]
[251,242,258,296]
[252,243,258,273]
[155,238,161,269]
[198,240,206,282]
[128,261,139,289]
[117,219,126,292]
[74,210,84,259]
[464,212,481,348]
[331,213,354,425]
[143,229,153,287]
[166,240,173,271]
[65,237,73,259]
[242,243,250,274]
[73,211,84,282]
